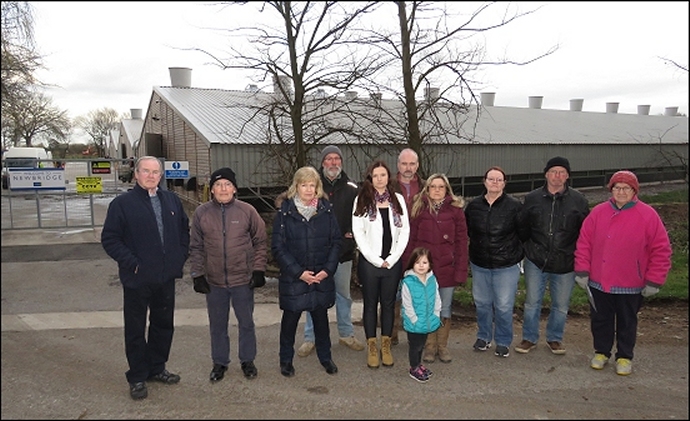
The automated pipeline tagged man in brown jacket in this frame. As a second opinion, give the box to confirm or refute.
[189,167,268,382]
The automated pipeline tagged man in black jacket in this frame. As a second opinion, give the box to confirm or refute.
[297,145,365,357]
[101,156,190,400]
[516,156,589,356]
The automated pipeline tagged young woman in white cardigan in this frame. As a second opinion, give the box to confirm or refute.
[352,160,410,369]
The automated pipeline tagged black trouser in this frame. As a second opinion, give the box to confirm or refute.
[357,258,402,339]
[279,307,332,364]
[590,288,644,360]
[122,280,175,383]
[407,331,427,368]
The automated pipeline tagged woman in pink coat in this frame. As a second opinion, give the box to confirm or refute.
[574,170,671,376]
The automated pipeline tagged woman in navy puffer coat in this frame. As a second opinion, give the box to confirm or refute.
[272,166,342,376]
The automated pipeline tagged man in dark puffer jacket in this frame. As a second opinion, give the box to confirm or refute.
[516,156,589,356]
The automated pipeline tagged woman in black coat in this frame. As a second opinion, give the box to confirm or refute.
[271,166,342,377]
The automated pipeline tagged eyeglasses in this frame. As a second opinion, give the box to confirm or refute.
[612,186,633,193]
[486,178,504,183]
[138,169,161,176]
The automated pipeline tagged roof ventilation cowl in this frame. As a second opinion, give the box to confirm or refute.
[606,102,619,114]
[569,99,584,111]
[480,92,495,107]
[528,96,543,109]
[637,105,651,115]
[424,87,440,102]
[168,67,192,88]
[665,106,679,116]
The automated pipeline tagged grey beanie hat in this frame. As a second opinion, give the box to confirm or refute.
[319,145,343,164]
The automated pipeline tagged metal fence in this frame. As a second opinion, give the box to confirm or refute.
[2,159,686,230]
[1,159,132,230]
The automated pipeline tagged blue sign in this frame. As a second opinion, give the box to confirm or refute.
[164,161,189,179]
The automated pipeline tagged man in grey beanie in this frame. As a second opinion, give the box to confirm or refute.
[516,156,589,356]
[297,145,365,357]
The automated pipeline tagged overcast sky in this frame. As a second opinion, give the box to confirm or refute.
[31,1,689,123]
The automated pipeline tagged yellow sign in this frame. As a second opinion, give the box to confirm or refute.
[76,176,103,193]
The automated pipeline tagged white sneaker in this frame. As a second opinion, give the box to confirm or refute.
[297,341,315,357]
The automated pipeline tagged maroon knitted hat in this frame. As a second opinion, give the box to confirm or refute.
[607,170,639,193]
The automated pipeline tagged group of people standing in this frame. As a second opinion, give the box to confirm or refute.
[101,150,672,399]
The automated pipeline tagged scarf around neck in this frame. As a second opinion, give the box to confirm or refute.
[368,189,402,227]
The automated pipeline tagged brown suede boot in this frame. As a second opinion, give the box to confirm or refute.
[423,331,438,363]
[391,301,402,345]
[437,318,452,363]
[381,336,394,367]
[367,337,380,369]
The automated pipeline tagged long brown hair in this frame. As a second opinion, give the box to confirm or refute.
[353,160,404,217]
[404,247,433,272]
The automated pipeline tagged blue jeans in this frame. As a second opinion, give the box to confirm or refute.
[471,262,520,348]
[303,261,354,341]
[439,286,455,319]
[522,258,575,343]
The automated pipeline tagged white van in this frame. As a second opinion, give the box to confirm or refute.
[1,147,53,189]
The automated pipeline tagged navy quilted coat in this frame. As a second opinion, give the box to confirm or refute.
[271,197,342,312]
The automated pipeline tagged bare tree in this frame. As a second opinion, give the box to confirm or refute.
[352,1,558,177]
[638,128,689,185]
[1,1,41,104]
[74,108,121,157]
[659,56,689,73]
[1,88,71,148]
[195,1,381,185]
[1,1,46,150]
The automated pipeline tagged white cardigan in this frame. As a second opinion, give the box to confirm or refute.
[352,192,410,269]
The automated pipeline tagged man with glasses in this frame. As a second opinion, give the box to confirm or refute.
[102,156,190,400]
[297,145,365,357]
[516,156,589,356]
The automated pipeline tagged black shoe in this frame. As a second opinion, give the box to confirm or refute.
[280,362,295,377]
[321,360,338,375]
[129,382,147,400]
[210,364,227,382]
[241,361,258,379]
[148,369,180,384]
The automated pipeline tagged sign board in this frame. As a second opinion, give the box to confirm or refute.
[8,168,66,190]
[91,160,112,174]
[164,161,189,179]
[76,176,103,193]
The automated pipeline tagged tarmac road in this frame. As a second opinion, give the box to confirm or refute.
[1,228,688,419]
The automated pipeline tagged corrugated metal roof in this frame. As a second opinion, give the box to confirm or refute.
[121,119,144,149]
[470,106,687,144]
[153,86,688,146]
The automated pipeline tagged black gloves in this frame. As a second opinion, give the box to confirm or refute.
[249,271,266,289]
[193,275,211,294]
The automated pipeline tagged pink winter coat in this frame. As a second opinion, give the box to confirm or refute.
[574,198,671,293]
